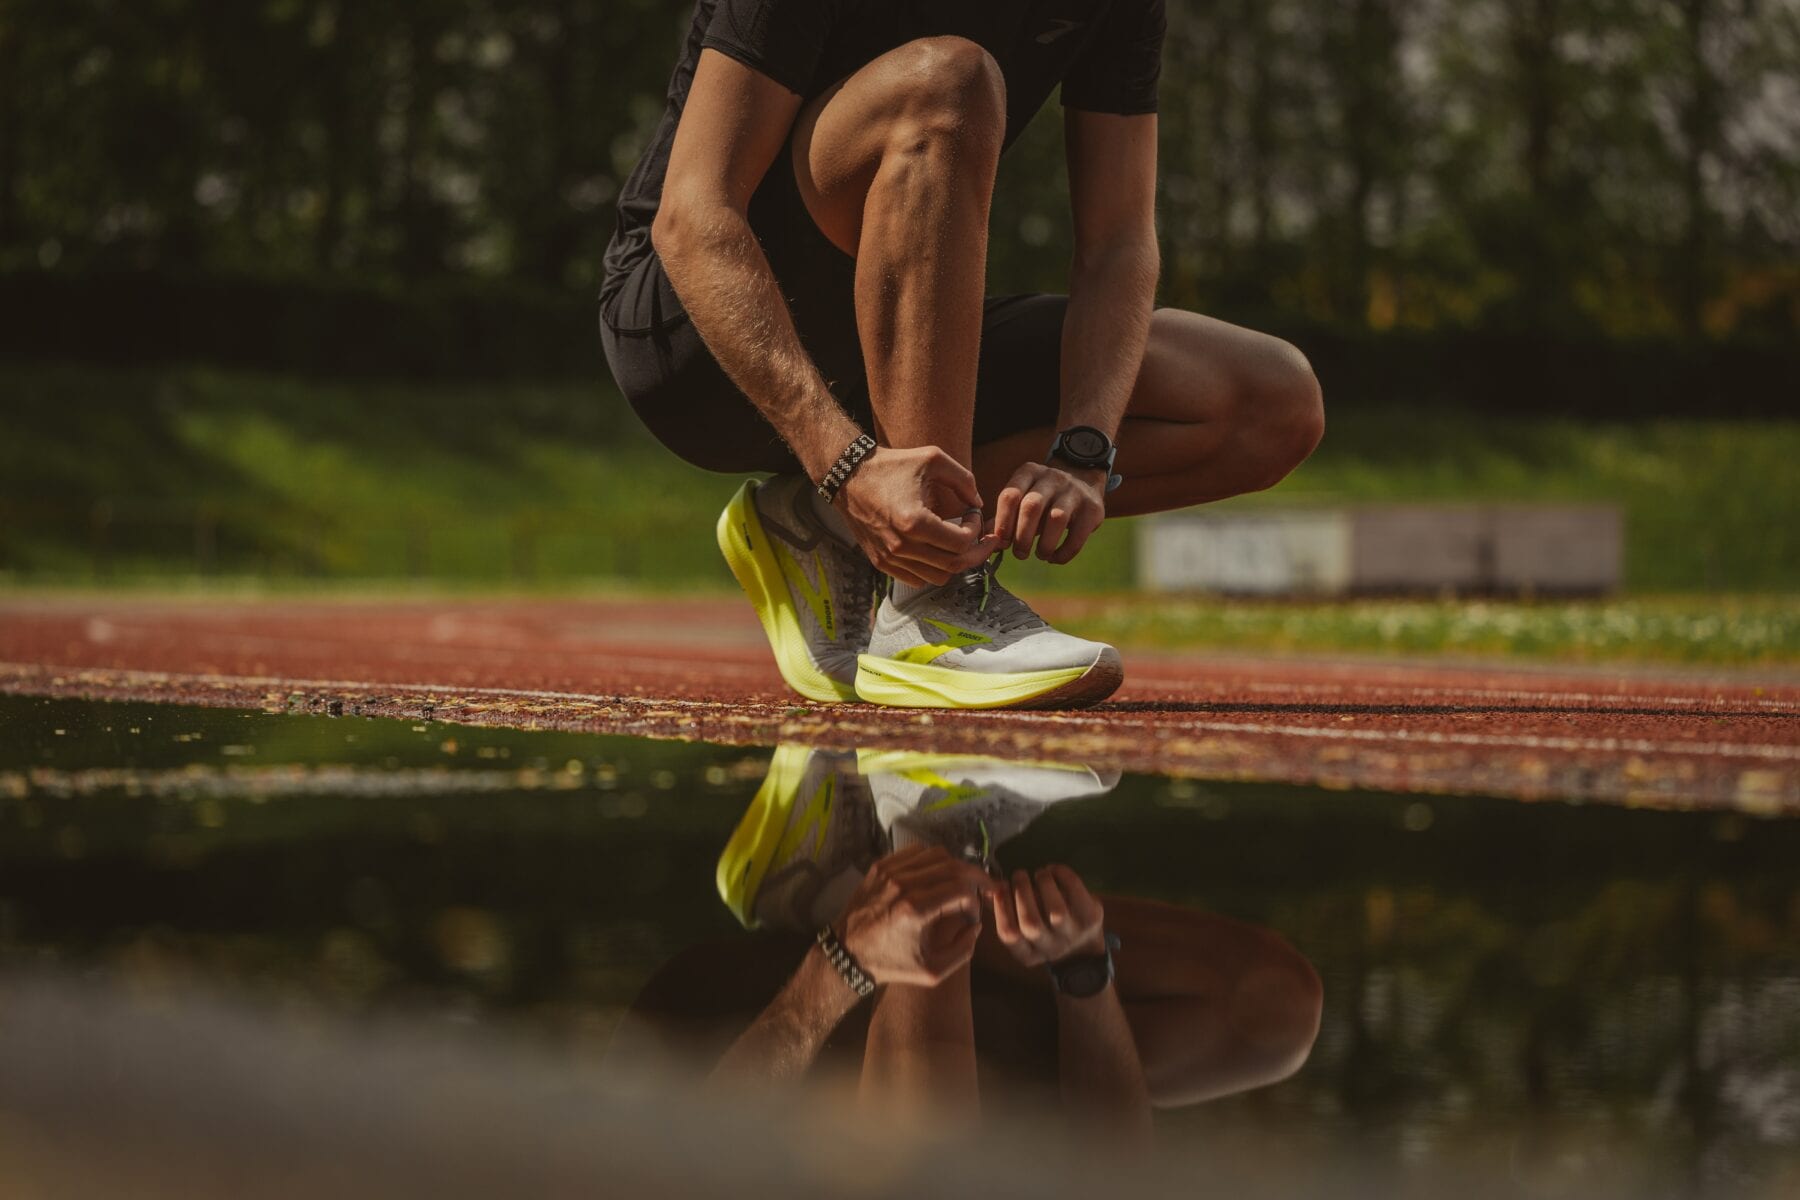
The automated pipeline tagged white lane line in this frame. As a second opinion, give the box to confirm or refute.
[1124,672,1798,712]
[3,662,1795,764]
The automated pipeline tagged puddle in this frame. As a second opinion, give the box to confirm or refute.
[2,694,1798,1193]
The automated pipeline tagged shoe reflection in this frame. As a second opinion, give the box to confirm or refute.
[614,744,1322,1133]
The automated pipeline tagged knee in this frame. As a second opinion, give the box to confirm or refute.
[882,36,1007,156]
[1235,932,1323,1084]
[1248,338,1325,492]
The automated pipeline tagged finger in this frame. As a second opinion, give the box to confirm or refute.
[951,532,1005,573]
[1050,864,1103,924]
[878,844,941,873]
[901,509,983,555]
[911,883,983,924]
[1011,870,1046,940]
[877,559,935,588]
[989,886,1022,943]
[1034,867,1071,927]
[928,450,985,512]
[1012,491,1049,560]
[1035,501,1074,564]
[892,855,1000,896]
[922,921,981,983]
[884,552,956,586]
[1046,510,1102,566]
[989,486,1022,545]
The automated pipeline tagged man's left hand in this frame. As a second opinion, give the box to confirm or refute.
[991,462,1107,564]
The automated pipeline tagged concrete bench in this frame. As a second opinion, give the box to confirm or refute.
[1136,504,1624,596]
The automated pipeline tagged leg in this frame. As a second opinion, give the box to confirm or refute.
[972,307,1327,518]
[790,37,1007,469]
[858,964,981,1125]
[973,893,1322,1107]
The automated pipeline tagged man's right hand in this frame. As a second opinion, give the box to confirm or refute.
[837,446,1005,587]
[836,845,998,987]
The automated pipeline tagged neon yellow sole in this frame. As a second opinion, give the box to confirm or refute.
[715,743,815,928]
[716,481,857,703]
[855,748,1093,777]
[853,649,1121,710]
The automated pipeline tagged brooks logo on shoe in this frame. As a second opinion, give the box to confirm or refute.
[890,618,992,664]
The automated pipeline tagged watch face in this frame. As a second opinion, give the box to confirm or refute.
[1056,958,1111,998]
[1064,428,1108,460]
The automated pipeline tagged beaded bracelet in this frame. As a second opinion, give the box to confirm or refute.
[816,433,877,504]
[815,925,876,998]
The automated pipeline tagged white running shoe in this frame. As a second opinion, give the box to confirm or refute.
[857,749,1122,866]
[853,557,1123,709]
[716,474,880,703]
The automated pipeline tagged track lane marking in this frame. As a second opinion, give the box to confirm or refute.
[3,662,1793,763]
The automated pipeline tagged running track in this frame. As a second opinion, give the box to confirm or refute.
[1,597,1795,812]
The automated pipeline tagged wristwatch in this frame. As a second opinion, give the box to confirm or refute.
[1047,930,1121,998]
[1047,425,1122,493]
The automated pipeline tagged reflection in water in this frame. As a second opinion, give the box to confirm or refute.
[614,746,1322,1134]
[5,695,1800,1193]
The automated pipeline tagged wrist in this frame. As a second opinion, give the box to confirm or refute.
[1055,933,1109,963]
[815,923,877,1000]
[1061,464,1110,492]
[799,414,867,485]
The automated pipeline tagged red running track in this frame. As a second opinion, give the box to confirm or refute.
[1,596,1795,812]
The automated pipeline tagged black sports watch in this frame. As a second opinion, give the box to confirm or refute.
[1047,425,1122,493]
[1047,930,1121,998]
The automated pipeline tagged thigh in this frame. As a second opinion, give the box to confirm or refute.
[1129,307,1318,425]
[971,292,1067,451]
[601,252,802,475]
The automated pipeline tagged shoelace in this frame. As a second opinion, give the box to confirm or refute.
[823,538,880,645]
[944,555,1045,635]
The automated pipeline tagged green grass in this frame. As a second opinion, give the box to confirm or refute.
[2,362,1796,664]
[1048,594,1800,667]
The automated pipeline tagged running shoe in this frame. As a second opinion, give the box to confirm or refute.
[716,474,880,703]
[715,743,886,931]
[853,557,1122,709]
[857,749,1121,866]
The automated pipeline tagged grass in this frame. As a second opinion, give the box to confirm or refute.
[3,361,1796,664]
[1047,594,1800,667]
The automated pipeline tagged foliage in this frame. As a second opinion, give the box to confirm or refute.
[1,0,1795,339]
[3,366,1796,622]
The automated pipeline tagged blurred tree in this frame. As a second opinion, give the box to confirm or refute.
[0,0,1793,344]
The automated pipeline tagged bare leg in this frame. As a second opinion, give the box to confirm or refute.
[858,964,981,1125]
[790,37,1006,471]
[973,308,1327,518]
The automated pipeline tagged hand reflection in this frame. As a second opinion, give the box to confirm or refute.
[837,845,995,988]
[615,744,1321,1132]
[991,865,1108,967]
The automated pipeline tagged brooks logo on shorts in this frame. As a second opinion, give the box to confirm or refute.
[1036,19,1083,44]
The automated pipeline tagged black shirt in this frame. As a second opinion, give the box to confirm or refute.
[601,0,1165,304]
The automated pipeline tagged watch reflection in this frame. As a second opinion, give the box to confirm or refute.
[610,745,1323,1136]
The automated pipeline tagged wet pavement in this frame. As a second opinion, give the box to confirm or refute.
[2,596,1795,809]
[2,693,1798,1197]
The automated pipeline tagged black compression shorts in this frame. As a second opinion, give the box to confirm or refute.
[600,153,1068,476]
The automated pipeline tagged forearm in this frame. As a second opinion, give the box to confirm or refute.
[656,201,862,479]
[1056,987,1154,1143]
[1059,235,1160,438]
[709,945,860,1086]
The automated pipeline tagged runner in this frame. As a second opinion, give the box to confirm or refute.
[600,0,1324,710]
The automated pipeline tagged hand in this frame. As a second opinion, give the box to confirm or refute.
[836,845,1000,987]
[990,864,1107,967]
[991,463,1107,565]
[837,446,1006,587]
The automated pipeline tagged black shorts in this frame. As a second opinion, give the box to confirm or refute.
[600,154,1067,475]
